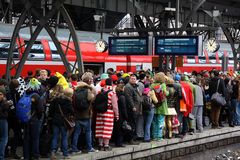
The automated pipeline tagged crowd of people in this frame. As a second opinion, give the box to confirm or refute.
[0,68,240,160]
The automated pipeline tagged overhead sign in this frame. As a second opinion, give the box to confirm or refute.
[155,36,202,56]
[108,37,148,55]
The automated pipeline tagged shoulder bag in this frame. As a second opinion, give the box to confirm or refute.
[211,79,226,106]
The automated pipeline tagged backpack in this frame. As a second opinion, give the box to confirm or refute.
[142,95,152,111]
[93,90,112,113]
[16,93,36,123]
[73,88,90,112]
[153,85,166,104]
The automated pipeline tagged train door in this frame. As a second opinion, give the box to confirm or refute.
[84,62,104,75]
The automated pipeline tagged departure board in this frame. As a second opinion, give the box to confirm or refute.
[108,37,148,55]
[155,36,200,55]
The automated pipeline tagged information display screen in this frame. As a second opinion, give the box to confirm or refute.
[108,37,148,55]
[155,36,200,55]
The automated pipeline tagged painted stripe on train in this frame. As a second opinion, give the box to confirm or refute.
[0,60,153,66]
[183,63,234,67]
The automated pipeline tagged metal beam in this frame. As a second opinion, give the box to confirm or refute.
[15,0,65,78]
[6,9,28,81]
[100,26,217,33]
[204,10,239,70]
[60,5,84,74]
[179,0,206,35]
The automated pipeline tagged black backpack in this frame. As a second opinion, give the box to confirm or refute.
[73,88,90,112]
[142,95,152,111]
[94,90,112,113]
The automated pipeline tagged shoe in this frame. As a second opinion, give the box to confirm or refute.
[98,146,104,151]
[229,124,235,127]
[88,148,99,153]
[50,152,57,160]
[143,140,151,143]
[63,155,71,159]
[189,132,194,135]
[116,144,126,147]
[219,124,224,127]
[71,151,82,155]
[71,150,81,155]
[128,140,140,145]
[104,146,112,151]
[177,134,186,139]
[13,153,21,159]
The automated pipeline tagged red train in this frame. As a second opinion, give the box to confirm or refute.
[0,24,234,77]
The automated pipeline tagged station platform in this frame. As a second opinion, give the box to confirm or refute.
[66,126,240,160]
[7,125,240,160]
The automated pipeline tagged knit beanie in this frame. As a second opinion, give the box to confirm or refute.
[143,88,150,95]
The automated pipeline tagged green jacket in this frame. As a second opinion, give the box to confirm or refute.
[151,83,169,115]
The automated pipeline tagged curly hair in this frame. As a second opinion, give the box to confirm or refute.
[153,72,166,83]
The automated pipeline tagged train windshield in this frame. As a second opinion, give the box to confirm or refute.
[0,39,19,59]
[25,40,45,61]
[49,41,61,61]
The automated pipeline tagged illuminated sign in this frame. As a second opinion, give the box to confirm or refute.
[155,36,202,55]
[108,37,148,55]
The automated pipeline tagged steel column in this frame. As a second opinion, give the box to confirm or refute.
[6,0,84,80]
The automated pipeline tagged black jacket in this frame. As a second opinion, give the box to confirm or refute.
[117,92,128,123]
[209,77,226,98]
[49,94,74,127]
[231,80,239,99]
[0,98,10,119]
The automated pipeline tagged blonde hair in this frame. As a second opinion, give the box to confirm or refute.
[153,72,166,83]
[40,70,48,75]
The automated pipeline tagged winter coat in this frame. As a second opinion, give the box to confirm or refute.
[49,94,74,127]
[151,83,169,115]
[124,83,142,115]
[209,77,226,98]
[231,80,239,100]
[116,91,128,123]
[74,82,95,120]
[0,98,10,119]
[173,82,182,114]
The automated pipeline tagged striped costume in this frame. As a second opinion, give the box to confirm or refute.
[95,91,114,139]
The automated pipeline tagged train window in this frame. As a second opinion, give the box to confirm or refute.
[24,40,45,61]
[48,41,61,61]
[187,56,195,63]
[198,56,206,64]
[0,39,19,59]
[218,51,224,57]
[209,56,216,64]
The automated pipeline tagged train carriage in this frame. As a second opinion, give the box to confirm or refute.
[0,24,234,77]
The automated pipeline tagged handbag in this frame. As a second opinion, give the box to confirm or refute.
[58,105,75,130]
[211,80,226,106]
[122,120,132,131]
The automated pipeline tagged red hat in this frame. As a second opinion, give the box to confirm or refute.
[111,75,118,82]
[100,79,106,87]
